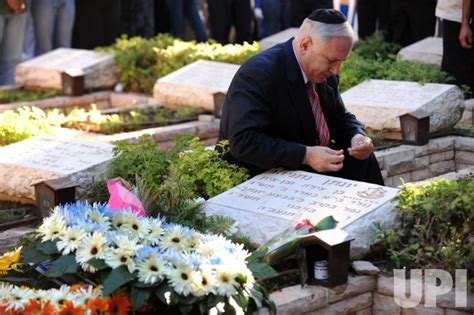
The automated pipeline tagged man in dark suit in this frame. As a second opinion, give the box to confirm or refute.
[217,9,384,185]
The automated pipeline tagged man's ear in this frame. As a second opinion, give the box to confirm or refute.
[300,36,313,53]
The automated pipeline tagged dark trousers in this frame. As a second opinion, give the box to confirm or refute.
[289,0,333,27]
[442,20,474,97]
[207,0,252,44]
[357,0,390,39]
[330,153,385,186]
[388,0,436,47]
[72,0,121,49]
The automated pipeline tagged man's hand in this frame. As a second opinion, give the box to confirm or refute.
[348,134,373,160]
[303,146,344,172]
[460,23,473,48]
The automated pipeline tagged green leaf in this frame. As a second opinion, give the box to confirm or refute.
[314,215,338,231]
[37,241,59,255]
[102,266,135,296]
[179,304,194,314]
[247,262,278,280]
[21,246,51,264]
[131,287,151,310]
[45,255,78,278]
[87,258,109,270]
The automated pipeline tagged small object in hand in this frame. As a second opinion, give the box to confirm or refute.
[6,0,26,15]
[314,260,328,280]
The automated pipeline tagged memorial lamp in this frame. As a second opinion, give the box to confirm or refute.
[297,229,354,287]
[213,92,225,118]
[399,110,430,145]
[33,177,78,218]
[61,68,85,96]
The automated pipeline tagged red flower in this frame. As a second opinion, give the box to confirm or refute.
[57,301,84,315]
[87,298,109,315]
[295,218,314,230]
[107,295,130,315]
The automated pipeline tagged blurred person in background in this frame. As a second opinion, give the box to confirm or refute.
[257,0,289,38]
[31,0,75,56]
[289,0,333,27]
[120,0,154,38]
[357,0,390,39]
[167,0,207,42]
[388,0,437,46]
[0,0,27,85]
[437,0,474,96]
[207,0,252,44]
[72,0,120,49]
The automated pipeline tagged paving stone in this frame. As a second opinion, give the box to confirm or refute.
[410,168,431,182]
[401,305,444,315]
[307,292,372,315]
[328,275,376,303]
[373,293,401,315]
[352,261,381,276]
[270,285,328,315]
[429,160,456,177]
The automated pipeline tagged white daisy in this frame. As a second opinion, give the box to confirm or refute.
[112,211,128,230]
[104,248,136,273]
[214,265,240,297]
[136,253,168,284]
[0,283,13,304]
[37,216,67,242]
[111,233,143,253]
[159,225,191,252]
[144,218,164,245]
[56,226,85,255]
[87,209,111,230]
[76,232,107,265]
[46,285,73,306]
[124,214,149,239]
[192,266,217,297]
[168,262,201,296]
[5,286,33,310]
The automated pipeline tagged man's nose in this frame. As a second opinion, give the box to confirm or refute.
[329,62,342,75]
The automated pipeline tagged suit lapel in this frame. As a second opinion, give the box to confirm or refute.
[283,39,317,145]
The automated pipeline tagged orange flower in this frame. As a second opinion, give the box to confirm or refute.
[40,301,55,315]
[23,299,41,315]
[87,298,109,315]
[107,295,130,315]
[57,301,84,315]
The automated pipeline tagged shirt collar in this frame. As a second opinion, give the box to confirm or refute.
[292,39,309,85]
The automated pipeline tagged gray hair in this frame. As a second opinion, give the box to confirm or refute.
[295,18,354,44]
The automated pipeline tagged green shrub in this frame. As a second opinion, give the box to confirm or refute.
[172,137,249,199]
[374,178,473,278]
[99,34,260,93]
[0,89,57,104]
[0,107,64,146]
[353,32,400,61]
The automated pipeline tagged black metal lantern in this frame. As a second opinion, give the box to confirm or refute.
[213,92,225,118]
[399,110,430,145]
[297,229,354,287]
[32,177,78,218]
[61,68,85,96]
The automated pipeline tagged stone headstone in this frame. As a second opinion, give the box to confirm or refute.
[153,60,240,112]
[398,37,443,67]
[15,48,118,90]
[259,28,298,51]
[0,136,114,201]
[205,169,399,258]
[341,80,464,138]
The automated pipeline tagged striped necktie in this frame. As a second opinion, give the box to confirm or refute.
[306,81,330,146]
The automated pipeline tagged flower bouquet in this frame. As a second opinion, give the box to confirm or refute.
[0,202,275,314]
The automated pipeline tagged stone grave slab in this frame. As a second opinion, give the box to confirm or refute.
[153,60,240,112]
[205,169,399,258]
[259,28,298,51]
[15,48,118,90]
[0,135,114,201]
[341,80,464,138]
[398,37,442,67]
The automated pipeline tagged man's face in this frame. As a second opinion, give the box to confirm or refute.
[299,36,352,83]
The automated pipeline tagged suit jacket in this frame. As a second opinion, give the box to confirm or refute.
[217,38,366,176]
